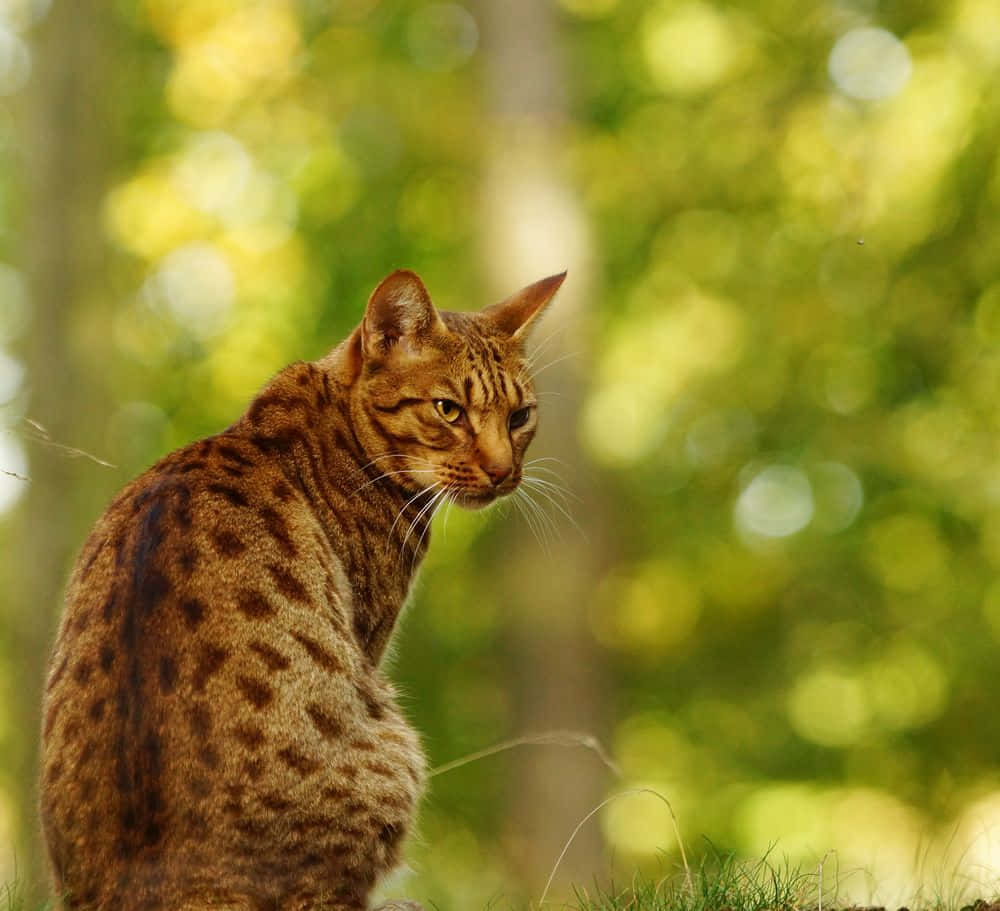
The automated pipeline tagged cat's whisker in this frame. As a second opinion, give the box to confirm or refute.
[523,349,582,382]
[400,483,447,557]
[525,456,570,468]
[513,486,557,557]
[522,325,571,382]
[389,485,438,541]
[522,472,580,505]
[524,465,579,499]
[523,322,568,368]
[521,478,588,542]
[440,490,459,541]
[525,455,567,467]
[352,468,438,497]
[522,476,578,516]
[523,463,574,492]
[357,452,438,475]
[358,452,417,471]
[411,485,455,571]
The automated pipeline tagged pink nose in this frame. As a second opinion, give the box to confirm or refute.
[482,461,513,486]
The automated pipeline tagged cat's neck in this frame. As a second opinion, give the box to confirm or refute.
[227,355,432,663]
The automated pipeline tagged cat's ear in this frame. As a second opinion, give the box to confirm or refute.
[483,271,567,340]
[362,270,447,357]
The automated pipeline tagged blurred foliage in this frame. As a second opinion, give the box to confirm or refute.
[4,0,1000,908]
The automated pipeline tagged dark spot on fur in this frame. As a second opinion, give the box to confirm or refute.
[192,644,230,691]
[158,655,177,693]
[137,567,170,615]
[236,589,276,619]
[211,529,246,557]
[261,792,292,812]
[292,632,342,674]
[352,612,372,646]
[232,723,266,750]
[207,483,249,508]
[101,592,117,622]
[248,640,290,671]
[187,777,211,798]
[267,564,308,602]
[243,758,266,781]
[234,817,270,838]
[178,547,199,575]
[305,702,343,740]
[249,430,298,455]
[271,480,293,501]
[276,747,321,777]
[197,745,220,769]
[322,784,352,801]
[187,702,212,740]
[259,506,296,557]
[218,444,254,466]
[236,675,274,709]
[179,597,206,629]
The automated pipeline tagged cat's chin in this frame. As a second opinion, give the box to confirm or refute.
[453,487,512,510]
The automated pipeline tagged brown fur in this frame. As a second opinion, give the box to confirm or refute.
[39,270,566,911]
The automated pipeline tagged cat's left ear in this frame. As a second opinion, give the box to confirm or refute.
[483,271,567,340]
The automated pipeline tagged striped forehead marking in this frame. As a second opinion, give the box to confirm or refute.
[461,332,524,410]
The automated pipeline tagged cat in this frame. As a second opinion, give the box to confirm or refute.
[38,268,566,911]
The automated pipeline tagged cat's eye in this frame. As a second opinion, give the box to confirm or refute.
[509,407,532,430]
[434,399,463,424]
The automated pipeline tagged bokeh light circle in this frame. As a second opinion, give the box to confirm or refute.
[828,27,912,101]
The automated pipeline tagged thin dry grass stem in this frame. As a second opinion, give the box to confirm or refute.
[817,850,839,911]
[19,418,116,469]
[1,468,27,482]
[538,787,692,908]
[428,729,621,780]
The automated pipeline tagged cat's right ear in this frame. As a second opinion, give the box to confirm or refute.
[361,270,447,359]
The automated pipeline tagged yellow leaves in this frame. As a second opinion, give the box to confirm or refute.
[104,169,215,262]
[146,0,302,127]
[865,513,951,593]
[640,2,751,96]
[786,644,948,748]
[590,560,702,656]
[582,278,745,466]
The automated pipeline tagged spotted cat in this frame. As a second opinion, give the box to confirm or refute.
[39,268,566,910]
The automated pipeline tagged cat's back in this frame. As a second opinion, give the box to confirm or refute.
[39,423,419,908]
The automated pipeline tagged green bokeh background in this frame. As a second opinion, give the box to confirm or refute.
[3,0,1000,908]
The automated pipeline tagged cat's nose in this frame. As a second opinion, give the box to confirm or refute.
[481,461,513,486]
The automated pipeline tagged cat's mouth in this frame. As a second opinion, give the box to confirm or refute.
[453,480,519,509]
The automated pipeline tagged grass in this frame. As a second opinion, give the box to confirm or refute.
[560,847,1000,911]
[7,852,1000,911]
[0,880,55,911]
[566,849,824,911]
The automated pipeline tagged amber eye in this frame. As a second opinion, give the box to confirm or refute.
[434,399,463,424]
[509,406,532,430]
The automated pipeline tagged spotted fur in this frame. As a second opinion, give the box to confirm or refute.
[39,270,566,911]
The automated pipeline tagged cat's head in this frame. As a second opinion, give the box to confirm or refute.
[345,269,566,508]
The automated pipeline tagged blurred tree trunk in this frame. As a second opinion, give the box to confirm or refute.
[478,0,611,895]
[8,1,114,896]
